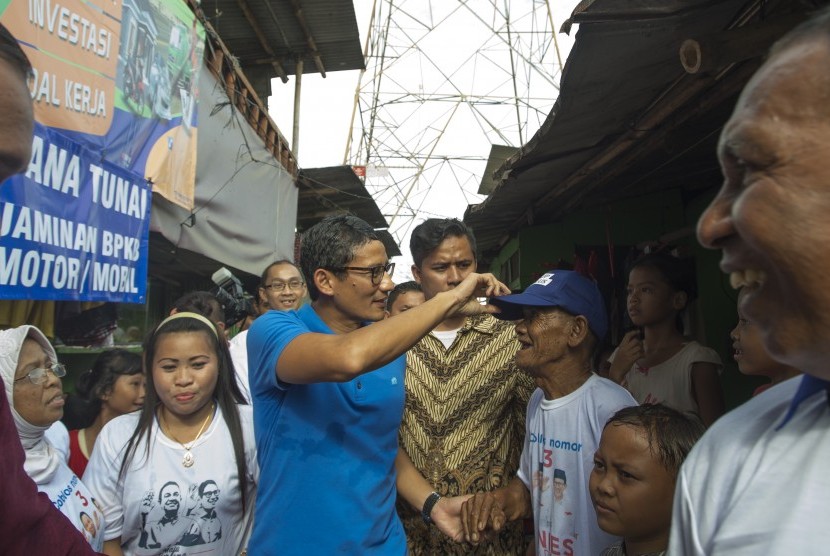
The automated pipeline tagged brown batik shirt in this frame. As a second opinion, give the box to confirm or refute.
[398,314,535,555]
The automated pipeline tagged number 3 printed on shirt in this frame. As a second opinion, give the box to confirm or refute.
[543,449,553,467]
[75,490,89,506]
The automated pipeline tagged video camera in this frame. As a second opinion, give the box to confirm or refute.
[210,267,253,328]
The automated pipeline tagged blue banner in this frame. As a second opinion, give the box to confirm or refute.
[0,0,206,302]
[0,123,151,303]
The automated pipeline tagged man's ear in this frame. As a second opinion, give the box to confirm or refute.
[314,268,337,297]
[568,315,590,348]
[411,264,422,284]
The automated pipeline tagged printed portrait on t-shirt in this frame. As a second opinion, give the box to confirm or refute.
[553,468,567,503]
[136,477,224,553]
[186,479,223,543]
[551,469,576,538]
[81,511,97,540]
[533,460,551,495]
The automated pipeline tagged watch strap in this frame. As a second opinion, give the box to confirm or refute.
[421,491,441,525]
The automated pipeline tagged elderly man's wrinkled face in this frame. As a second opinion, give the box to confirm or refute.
[697,37,830,378]
[514,307,575,375]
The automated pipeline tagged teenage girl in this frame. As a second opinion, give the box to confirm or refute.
[64,349,145,477]
[608,253,725,427]
[83,312,257,556]
[731,287,800,396]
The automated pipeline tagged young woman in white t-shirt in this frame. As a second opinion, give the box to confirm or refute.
[83,312,257,556]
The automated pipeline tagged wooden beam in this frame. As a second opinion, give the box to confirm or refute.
[185,0,298,177]
[290,0,326,77]
[680,13,807,74]
[235,0,290,83]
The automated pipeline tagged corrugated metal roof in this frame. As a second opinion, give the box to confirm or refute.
[478,145,519,195]
[464,0,808,260]
[203,0,364,100]
[296,165,402,256]
[374,229,403,258]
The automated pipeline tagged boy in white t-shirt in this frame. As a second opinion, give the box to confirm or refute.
[590,404,704,556]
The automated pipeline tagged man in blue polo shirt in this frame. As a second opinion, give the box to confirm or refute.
[246,214,510,554]
[668,9,830,554]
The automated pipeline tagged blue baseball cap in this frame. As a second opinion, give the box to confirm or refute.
[491,270,608,340]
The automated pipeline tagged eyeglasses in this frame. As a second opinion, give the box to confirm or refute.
[203,489,220,499]
[14,363,67,386]
[263,279,305,292]
[330,262,395,286]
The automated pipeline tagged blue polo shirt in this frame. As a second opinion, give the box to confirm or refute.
[246,305,406,555]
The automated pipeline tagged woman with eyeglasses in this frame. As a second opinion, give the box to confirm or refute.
[0,325,105,550]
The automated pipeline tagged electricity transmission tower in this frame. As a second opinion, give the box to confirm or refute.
[345,0,567,251]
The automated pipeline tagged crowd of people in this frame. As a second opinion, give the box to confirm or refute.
[2,7,830,555]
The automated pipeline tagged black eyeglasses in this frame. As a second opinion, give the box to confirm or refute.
[329,262,395,285]
[263,279,305,292]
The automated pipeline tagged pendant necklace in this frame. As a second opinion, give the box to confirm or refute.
[161,402,215,468]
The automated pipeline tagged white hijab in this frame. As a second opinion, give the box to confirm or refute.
[0,325,62,484]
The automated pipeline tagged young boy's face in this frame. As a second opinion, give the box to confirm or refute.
[386,291,425,317]
[731,304,779,377]
[589,423,676,547]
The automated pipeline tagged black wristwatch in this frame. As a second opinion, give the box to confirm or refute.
[421,491,441,525]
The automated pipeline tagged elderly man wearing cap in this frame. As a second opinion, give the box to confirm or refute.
[459,270,636,556]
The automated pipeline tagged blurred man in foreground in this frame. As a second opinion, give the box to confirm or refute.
[0,22,101,555]
[669,10,830,554]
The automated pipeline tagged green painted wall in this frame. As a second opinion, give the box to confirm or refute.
[514,189,688,286]
[488,236,521,289]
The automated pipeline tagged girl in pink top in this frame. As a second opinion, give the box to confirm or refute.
[64,349,145,476]
[608,253,725,427]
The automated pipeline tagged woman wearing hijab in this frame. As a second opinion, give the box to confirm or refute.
[0,325,105,550]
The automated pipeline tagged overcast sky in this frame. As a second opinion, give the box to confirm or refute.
[268,0,578,280]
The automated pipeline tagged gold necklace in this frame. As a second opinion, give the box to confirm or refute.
[161,402,215,468]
